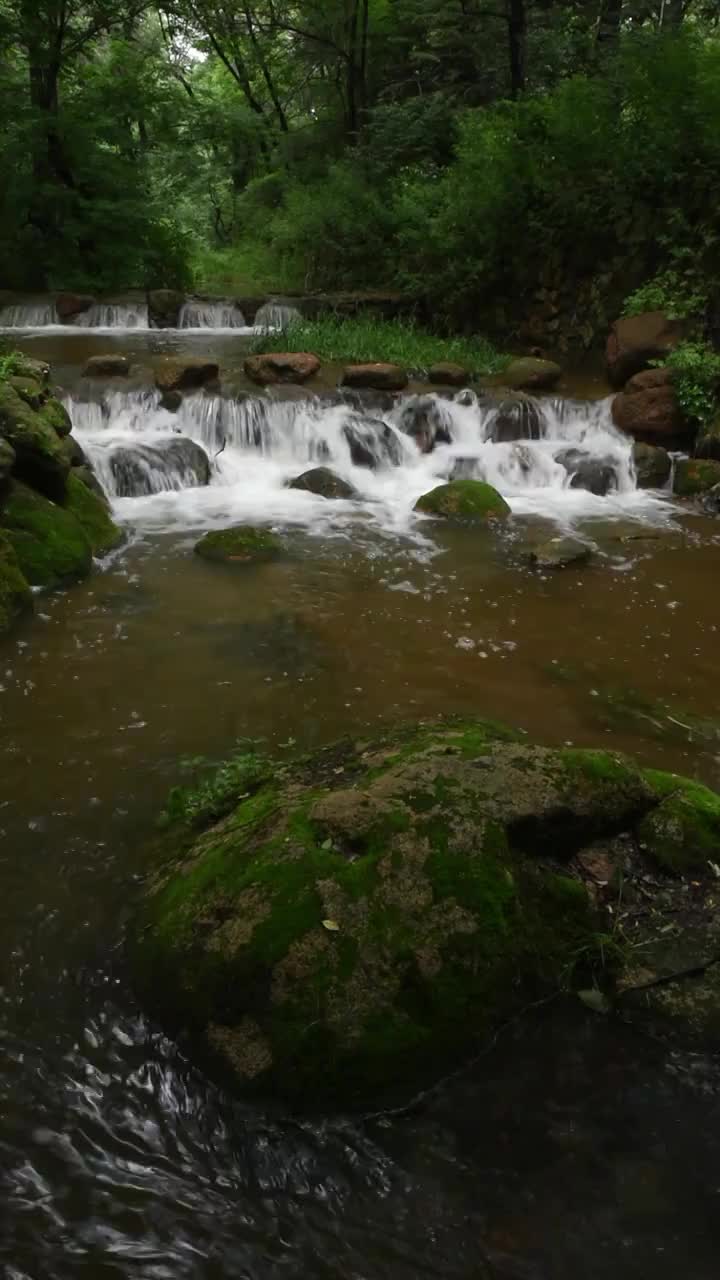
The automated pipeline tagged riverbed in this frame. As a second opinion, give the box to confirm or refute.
[2,322,720,1278]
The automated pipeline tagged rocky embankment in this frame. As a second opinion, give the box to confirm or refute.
[130,718,720,1107]
[0,356,122,636]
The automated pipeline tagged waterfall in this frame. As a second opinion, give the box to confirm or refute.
[254,301,303,332]
[62,386,669,535]
[74,302,149,328]
[0,301,59,327]
[179,300,247,329]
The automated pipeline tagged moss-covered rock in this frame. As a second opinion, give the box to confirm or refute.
[63,471,123,556]
[0,437,15,485]
[0,383,69,499]
[7,375,45,411]
[414,479,511,521]
[0,480,92,587]
[7,355,49,386]
[39,397,72,438]
[131,722,663,1104]
[194,525,282,565]
[0,532,33,636]
[502,357,562,391]
[639,769,720,873]
[673,458,720,497]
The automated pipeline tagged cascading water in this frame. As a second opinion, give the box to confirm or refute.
[254,301,302,331]
[179,300,247,329]
[63,385,670,536]
[0,300,59,327]
[74,302,149,328]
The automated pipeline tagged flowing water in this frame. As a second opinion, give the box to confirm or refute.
[2,329,720,1278]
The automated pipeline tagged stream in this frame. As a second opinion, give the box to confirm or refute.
[2,317,720,1278]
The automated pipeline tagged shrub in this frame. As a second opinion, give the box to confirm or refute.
[658,342,720,427]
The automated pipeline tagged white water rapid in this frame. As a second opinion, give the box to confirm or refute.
[63,386,672,540]
[0,298,293,332]
[179,300,247,329]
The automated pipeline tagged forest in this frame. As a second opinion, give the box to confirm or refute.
[1,2,720,335]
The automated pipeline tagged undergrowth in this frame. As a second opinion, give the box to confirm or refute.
[162,741,272,829]
[654,342,720,427]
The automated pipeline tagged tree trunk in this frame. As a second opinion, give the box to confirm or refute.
[507,0,526,99]
[597,0,622,47]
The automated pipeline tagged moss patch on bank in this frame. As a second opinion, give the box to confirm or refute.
[64,471,123,556]
[0,480,92,586]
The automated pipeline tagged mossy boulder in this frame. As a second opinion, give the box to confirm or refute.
[674,458,720,497]
[194,525,282,565]
[502,357,562,391]
[63,471,123,556]
[0,532,33,636]
[39,397,72,437]
[7,355,49,386]
[0,383,69,499]
[7,375,45,410]
[0,438,15,485]
[638,770,720,873]
[0,480,92,587]
[414,479,511,521]
[131,721,676,1104]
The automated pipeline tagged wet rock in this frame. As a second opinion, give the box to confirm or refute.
[83,354,131,378]
[155,358,219,394]
[288,467,356,499]
[673,458,720,497]
[632,442,671,489]
[700,483,720,515]
[62,435,88,468]
[502,357,562,391]
[342,416,403,469]
[612,368,686,444]
[0,437,15,484]
[55,291,94,322]
[556,448,617,496]
[394,395,453,453]
[0,383,69,500]
[490,397,544,443]
[336,388,398,415]
[0,531,32,636]
[107,437,211,497]
[8,355,49,386]
[148,289,186,329]
[7,375,45,410]
[194,526,282,565]
[159,389,183,413]
[529,536,591,569]
[415,479,510,520]
[606,311,685,388]
[428,362,468,386]
[0,479,92,586]
[40,397,72,438]
[244,352,320,386]
[131,719,695,1103]
[341,362,408,392]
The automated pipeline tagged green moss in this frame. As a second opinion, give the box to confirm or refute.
[560,748,641,786]
[0,532,33,636]
[194,525,283,564]
[63,471,123,556]
[39,397,72,438]
[414,479,511,520]
[0,383,69,499]
[674,458,720,496]
[7,376,44,410]
[0,480,92,587]
[638,769,720,872]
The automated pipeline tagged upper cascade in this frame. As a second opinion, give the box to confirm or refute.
[179,301,247,329]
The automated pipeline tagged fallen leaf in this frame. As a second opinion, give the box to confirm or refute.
[322,919,341,932]
[578,988,611,1014]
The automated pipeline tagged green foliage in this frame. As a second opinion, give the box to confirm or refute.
[0,352,24,382]
[657,342,720,426]
[162,744,272,829]
[250,315,507,373]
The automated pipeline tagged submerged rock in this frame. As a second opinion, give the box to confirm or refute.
[107,437,210,497]
[502,357,562,391]
[556,448,617,496]
[155,358,219,394]
[244,352,320,386]
[288,467,356,499]
[394,395,453,453]
[529,536,591,569]
[130,719,720,1103]
[341,363,408,392]
[673,458,720,497]
[83,354,131,378]
[194,526,282,565]
[342,416,403,469]
[632,441,671,489]
[414,479,511,520]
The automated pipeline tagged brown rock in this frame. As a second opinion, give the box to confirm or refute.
[244,352,320,386]
[612,368,687,444]
[55,292,94,321]
[428,362,468,386]
[83,355,130,378]
[606,311,684,388]
[147,289,186,328]
[154,358,219,393]
[341,363,408,392]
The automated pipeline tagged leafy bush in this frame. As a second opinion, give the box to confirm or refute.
[162,743,272,829]
[658,342,720,426]
[0,351,24,382]
[623,256,708,321]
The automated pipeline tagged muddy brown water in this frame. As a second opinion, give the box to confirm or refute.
[2,330,720,1279]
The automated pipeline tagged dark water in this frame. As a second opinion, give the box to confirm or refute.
[2,330,720,1278]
